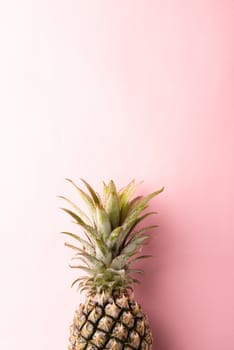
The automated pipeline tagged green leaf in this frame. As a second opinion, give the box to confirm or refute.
[128,255,152,266]
[120,195,142,223]
[94,239,112,266]
[116,211,157,252]
[80,178,100,206]
[132,278,141,284]
[134,225,159,236]
[107,226,123,247]
[121,204,154,234]
[60,232,94,254]
[71,277,87,288]
[121,236,149,256]
[104,180,120,229]
[65,178,96,217]
[122,186,164,228]
[80,279,94,290]
[128,268,144,274]
[60,208,99,243]
[72,251,105,269]
[60,207,86,227]
[119,179,137,210]
[96,207,111,239]
[110,254,129,270]
[126,211,158,234]
[64,242,83,252]
[135,187,164,211]
[123,224,159,247]
[63,230,110,267]
[80,286,91,293]
[57,195,91,225]
[72,256,90,267]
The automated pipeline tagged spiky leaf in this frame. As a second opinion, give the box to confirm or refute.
[96,207,112,239]
[104,180,120,228]
[65,178,96,219]
[80,178,101,206]
[61,232,94,254]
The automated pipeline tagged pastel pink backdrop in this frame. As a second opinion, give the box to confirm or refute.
[0,1,234,350]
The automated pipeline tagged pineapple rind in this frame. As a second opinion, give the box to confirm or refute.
[68,293,152,350]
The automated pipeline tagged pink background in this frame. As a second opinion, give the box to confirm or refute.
[0,1,234,349]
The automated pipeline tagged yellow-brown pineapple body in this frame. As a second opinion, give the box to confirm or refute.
[68,293,152,350]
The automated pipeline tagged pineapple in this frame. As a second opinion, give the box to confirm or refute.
[59,179,164,350]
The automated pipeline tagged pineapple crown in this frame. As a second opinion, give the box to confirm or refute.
[59,179,164,295]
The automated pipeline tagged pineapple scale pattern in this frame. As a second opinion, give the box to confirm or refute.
[68,294,152,350]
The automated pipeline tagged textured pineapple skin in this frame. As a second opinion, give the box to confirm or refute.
[68,293,153,350]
